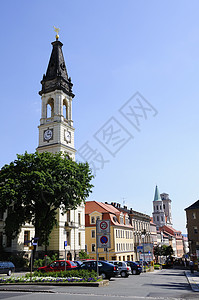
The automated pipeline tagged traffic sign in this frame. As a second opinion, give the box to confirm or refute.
[96,220,110,234]
[100,236,108,244]
[64,241,67,248]
[97,234,110,248]
[137,246,143,252]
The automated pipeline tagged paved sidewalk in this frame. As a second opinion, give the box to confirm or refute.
[185,270,199,292]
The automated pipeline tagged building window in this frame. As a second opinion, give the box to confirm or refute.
[24,231,30,245]
[96,216,100,222]
[63,99,68,119]
[91,230,95,238]
[157,216,159,221]
[193,213,196,219]
[163,204,165,209]
[46,98,54,118]
[78,213,81,225]
[160,205,162,210]
[161,216,163,221]
[91,216,95,224]
[156,206,158,210]
[91,244,95,252]
[116,230,118,238]
[85,245,87,252]
[194,226,198,234]
[78,233,81,246]
[66,231,70,245]
[67,211,70,222]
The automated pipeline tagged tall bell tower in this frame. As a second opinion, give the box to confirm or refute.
[36,31,85,259]
[37,33,75,159]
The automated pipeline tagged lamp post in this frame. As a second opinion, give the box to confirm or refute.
[188,240,192,259]
[141,230,146,272]
[159,244,162,265]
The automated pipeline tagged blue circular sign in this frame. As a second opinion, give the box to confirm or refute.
[100,236,108,244]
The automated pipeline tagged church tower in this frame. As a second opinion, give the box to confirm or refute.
[36,32,85,259]
[152,185,166,228]
[160,193,173,225]
[37,34,75,159]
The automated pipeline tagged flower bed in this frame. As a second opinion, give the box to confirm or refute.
[0,270,101,284]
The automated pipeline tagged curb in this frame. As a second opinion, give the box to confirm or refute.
[185,271,199,292]
[0,279,109,289]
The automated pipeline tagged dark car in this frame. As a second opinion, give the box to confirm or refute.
[0,261,15,276]
[73,260,83,266]
[37,260,77,273]
[126,261,142,275]
[73,260,119,280]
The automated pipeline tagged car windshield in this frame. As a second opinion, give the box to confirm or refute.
[70,261,77,266]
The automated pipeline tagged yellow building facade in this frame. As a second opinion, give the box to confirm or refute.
[85,201,135,261]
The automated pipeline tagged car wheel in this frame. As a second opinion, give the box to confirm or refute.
[7,270,12,276]
[132,269,137,275]
[101,272,106,279]
[121,271,127,278]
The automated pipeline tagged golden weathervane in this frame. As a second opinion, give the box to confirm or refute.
[53,26,60,40]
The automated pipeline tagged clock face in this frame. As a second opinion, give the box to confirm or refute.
[64,130,71,143]
[44,129,53,141]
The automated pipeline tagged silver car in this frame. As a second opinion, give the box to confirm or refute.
[108,261,132,277]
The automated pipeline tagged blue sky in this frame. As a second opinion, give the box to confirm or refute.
[1,0,199,233]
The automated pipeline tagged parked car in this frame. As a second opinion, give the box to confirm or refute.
[73,260,83,266]
[126,261,142,275]
[72,260,119,280]
[108,261,131,277]
[0,261,15,276]
[136,260,149,267]
[37,260,77,273]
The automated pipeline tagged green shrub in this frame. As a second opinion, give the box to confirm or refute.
[79,250,89,260]
[34,253,58,268]
[8,254,28,268]
[32,269,98,280]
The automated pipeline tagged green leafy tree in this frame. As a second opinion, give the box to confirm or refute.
[162,245,173,257]
[154,245,174,263]
[0,151,93,251]
[78,250,89,259]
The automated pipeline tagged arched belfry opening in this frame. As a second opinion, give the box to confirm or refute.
[63,99,68,120]
[46,98,54,118]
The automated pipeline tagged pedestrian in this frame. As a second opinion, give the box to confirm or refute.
[189,260,194,273]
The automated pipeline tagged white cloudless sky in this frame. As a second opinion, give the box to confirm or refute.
[1,0,199,233]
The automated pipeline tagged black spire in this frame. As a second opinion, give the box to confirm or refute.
[39,40,74,97]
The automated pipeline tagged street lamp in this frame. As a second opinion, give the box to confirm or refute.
[188,240,192,258]
[158,244,162,265]
[141,230,146,272]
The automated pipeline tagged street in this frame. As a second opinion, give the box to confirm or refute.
[0,269,198,300]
